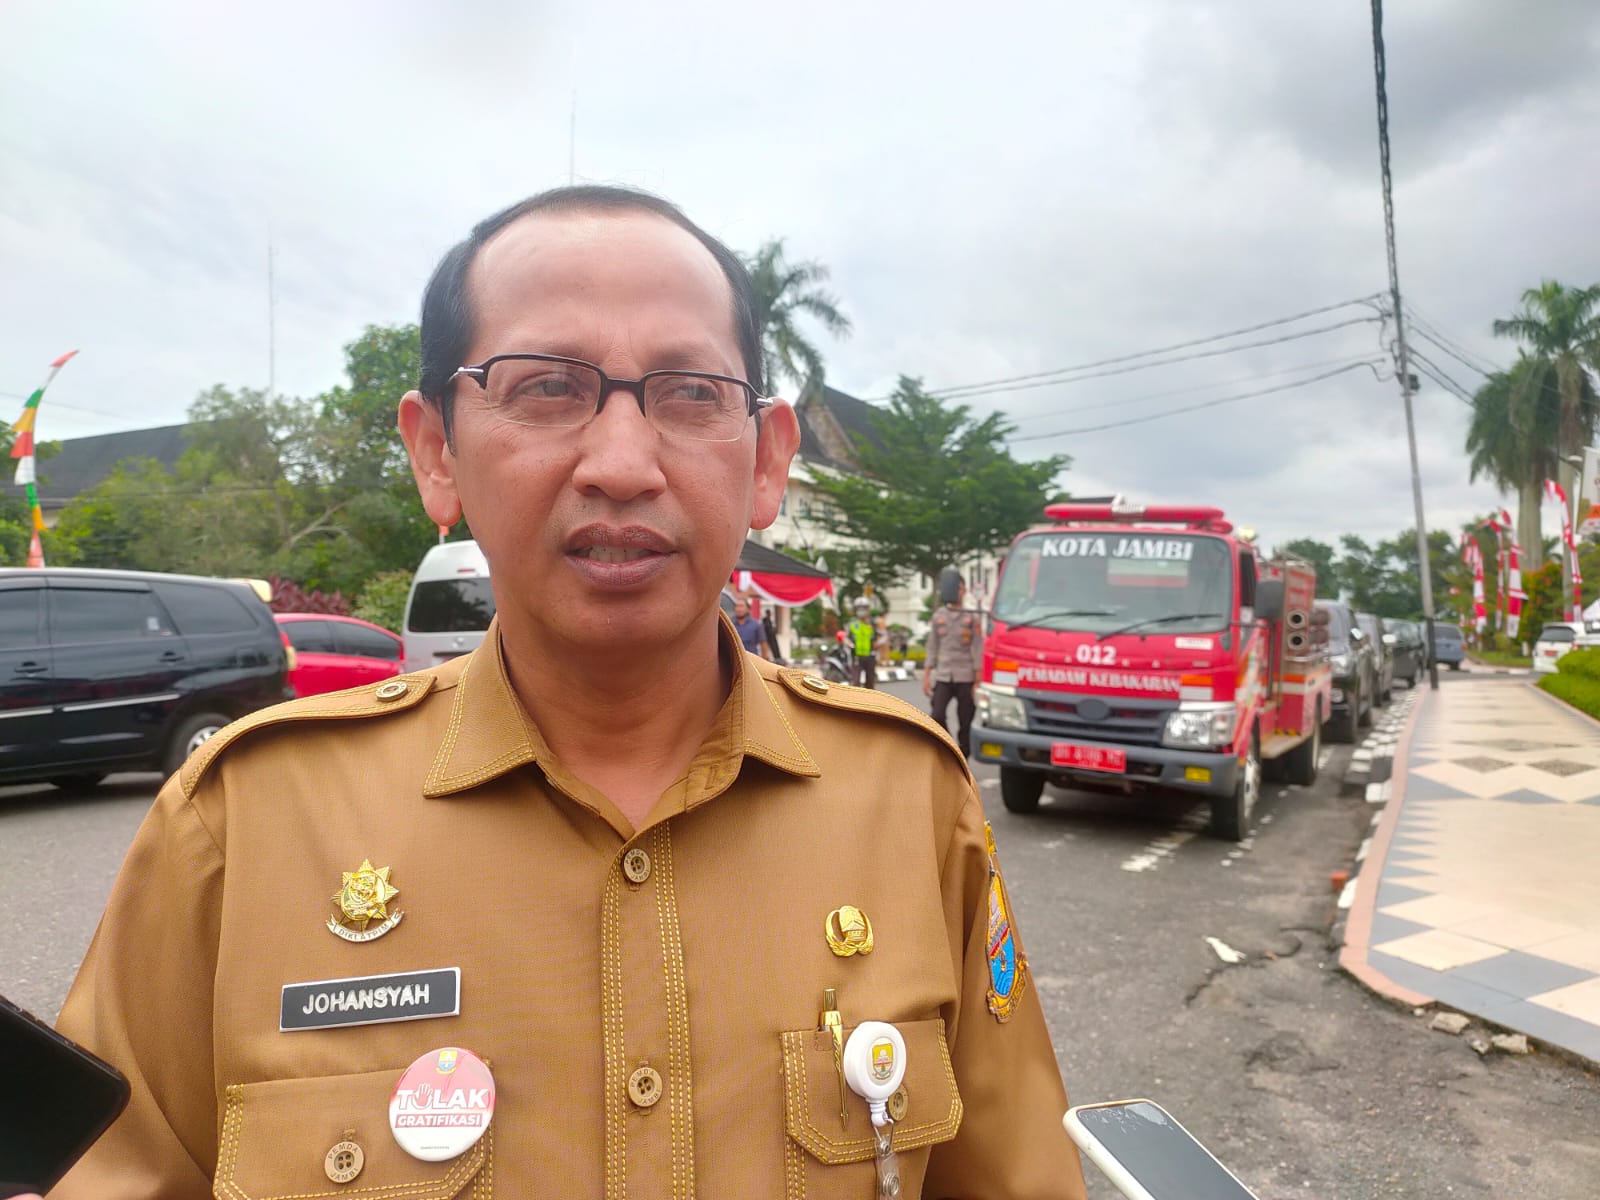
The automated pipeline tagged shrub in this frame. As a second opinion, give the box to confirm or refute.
[269,576,350,615]
[1538,670,1600,721]
[352,569,412,634]
[1554,646,1600,683]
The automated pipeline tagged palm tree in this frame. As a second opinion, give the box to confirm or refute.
[1491,281,1600,536]
[1465,357,1560,558]
[741,240,853,391]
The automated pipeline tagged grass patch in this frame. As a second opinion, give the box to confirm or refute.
[1468,649,1532,668]
[1538,671,1600,720]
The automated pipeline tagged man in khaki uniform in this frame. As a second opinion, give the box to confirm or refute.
[51,187,1087,1199]
[923,567,984,758]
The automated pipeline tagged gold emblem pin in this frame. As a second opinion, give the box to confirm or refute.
[327,858,404,943]
[825,905,874,957]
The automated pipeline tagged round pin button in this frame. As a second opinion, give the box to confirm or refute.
[390,1047,495,1162]
[887,1087,909,1123]
[627,1065,664,1108]
[622,847,652,884]
[325,1139,364,1183]
[375,680,409,701]
[801,676,830,694]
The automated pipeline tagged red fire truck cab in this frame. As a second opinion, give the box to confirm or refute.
[973,501,1332,840]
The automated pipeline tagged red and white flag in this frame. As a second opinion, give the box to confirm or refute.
[1545,479,1583,621]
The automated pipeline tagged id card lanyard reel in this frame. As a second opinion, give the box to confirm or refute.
[843,1021,907,1200]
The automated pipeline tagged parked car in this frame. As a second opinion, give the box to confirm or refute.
[1432,623,1466,670]
[0,568,292,788]
[402,540,494,671]
[1315,599,1376,742]
[1355,612,1394,706]
[1532,621,1585,675]
[1384,618,1427,688]
[274,613,403,696]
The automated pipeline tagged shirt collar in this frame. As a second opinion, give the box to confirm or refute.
[424,614,819,800]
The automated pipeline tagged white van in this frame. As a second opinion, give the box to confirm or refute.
[402,540,495,671]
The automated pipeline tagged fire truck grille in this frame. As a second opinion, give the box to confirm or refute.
[1026,697,1174,746]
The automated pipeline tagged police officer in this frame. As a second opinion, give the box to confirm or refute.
[49,187,1085,1199]
[845,595,880,689]
[923,566,983,757]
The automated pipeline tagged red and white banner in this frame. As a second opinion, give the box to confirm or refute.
[1461,534,1486,633]
[1488,509,1525,639]
[1545,479,1583,621]
[730,569,834,608]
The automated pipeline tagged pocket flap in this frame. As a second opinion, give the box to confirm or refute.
[780,1017,962,1165]
[216,1067,489,1200]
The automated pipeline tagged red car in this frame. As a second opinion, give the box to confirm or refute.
[274,613,403,697]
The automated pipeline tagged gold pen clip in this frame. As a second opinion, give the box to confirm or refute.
[820,988,847,1127]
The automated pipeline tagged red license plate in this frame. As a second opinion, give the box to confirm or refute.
[1050,743,1127,773]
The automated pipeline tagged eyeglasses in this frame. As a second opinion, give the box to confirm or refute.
[451,353,771,443]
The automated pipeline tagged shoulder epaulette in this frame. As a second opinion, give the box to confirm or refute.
[179,674,437,798]
[772,669,973,783]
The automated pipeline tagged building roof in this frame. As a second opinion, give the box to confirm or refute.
[7,423,193,507]
[795,383,888,472]
[736,538,829,579]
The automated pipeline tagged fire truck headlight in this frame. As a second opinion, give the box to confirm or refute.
[1163,703,1238,749]
[977,685,1027,731]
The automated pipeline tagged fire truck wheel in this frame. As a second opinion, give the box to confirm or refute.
[1283,718,1320,786]
[1210,731,1259,842]
[1000,767,1045,814]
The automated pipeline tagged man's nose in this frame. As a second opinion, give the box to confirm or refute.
[570,381,667,500]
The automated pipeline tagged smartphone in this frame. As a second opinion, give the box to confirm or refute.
[1064,1099,1259,1200]
[0,994,131,1198]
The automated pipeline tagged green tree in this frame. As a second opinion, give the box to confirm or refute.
[352,568,413,633]
[1276,538,1337,595]
[807,377,1068,583]
[741,240,852,389]
[1490,281,1600,553]
[1466,358,1560,562]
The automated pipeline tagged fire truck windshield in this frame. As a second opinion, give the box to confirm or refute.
[992,531,1233,635]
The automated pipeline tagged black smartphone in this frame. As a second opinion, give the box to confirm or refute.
[1064,1099,1259,1200]
[0,994,131,1198]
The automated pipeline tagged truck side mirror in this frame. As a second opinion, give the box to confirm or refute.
[1255,579,1285,622]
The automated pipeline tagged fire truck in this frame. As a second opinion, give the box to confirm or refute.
[972,501,1332,840]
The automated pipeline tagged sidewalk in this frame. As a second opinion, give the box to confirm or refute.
[1341,675,1600,1066]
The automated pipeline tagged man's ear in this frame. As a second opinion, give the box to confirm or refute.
[398,391,463,528]
[749,400,800,530]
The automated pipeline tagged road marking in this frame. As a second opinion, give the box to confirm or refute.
[1120,808,1207,873]
[1205,936,1246,964]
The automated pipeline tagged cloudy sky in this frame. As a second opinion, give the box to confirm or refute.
[4,0,1598,553]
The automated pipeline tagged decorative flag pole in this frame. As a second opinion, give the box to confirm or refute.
[9,350,78,567]
[1545,479,1583,622]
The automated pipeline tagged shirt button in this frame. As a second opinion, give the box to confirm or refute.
[802,676,830,694]
[374,680,408,701]
[622,847,652,885]
[887,1087,909,1123]
[324,1139,364,1183]
[628,1065,664,1108]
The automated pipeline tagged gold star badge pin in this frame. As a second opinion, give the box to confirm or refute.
[327,858,404,943]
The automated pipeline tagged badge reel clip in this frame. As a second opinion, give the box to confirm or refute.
[843,1021,906,1200]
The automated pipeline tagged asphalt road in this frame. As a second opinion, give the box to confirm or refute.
[4,674,1597,1197]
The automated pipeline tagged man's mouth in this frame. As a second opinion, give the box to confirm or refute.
[574,546,658,564]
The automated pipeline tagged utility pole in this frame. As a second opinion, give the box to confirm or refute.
[1370,0,1439,690]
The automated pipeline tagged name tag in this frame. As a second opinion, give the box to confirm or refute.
[281,968,460,1032]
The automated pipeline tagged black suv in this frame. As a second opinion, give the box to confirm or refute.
[0,569,292,789]
[1315,599,1377,743]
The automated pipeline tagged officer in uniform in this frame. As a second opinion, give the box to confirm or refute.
[50,187,1086,1199]
[923,567,984,758]
[846,597,880,689]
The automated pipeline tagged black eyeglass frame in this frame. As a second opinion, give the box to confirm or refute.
[451,353,771,432]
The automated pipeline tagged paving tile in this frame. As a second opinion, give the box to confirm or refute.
[1446,950,1597,999]
[1376,882,1432,907]
[1397,773,1477,801]
[1492,788,1565,805]
[1368,913,1433,944]
[1442,910,1583,953]
[1475,998,1600,1064]
[1364,951,1517,1015]
[1380,894,1504,929]
[1528,976,1600,1024]
[1526,758,1598,778]
[1451,755,1514,772]
[1527,931,1600,973]
[1380,864,1432,880]
[1372,929,1506,971]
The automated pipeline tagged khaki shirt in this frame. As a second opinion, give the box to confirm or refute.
[55,618,1085,1200]
[925,606,984,684]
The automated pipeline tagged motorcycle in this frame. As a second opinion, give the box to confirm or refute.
[818,632,852,683]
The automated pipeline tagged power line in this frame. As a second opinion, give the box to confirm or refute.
[1403,301,1502,375]
[926,293,1384,400]
[1406,347,1476,403]
[1002,355,1386,423]
[1406,324,1493,379]
[1008,360,1385,442]
[917,315,1383,405]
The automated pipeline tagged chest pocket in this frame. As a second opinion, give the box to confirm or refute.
[215,1067,492,1200]
[779,1017,962,1198]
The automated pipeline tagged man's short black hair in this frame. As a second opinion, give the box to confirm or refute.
[417,185,765,440]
